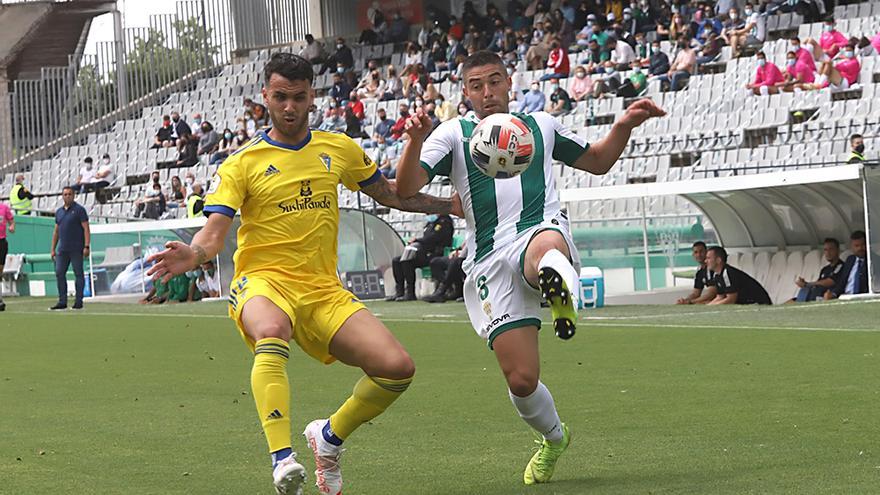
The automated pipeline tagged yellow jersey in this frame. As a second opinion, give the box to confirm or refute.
[204,129,379,284]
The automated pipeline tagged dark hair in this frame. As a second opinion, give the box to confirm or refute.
[102,153,110,159]
[460,50,506,78]
[756,51,766,58]
[693,241,707,249]
[305,34,314,42]
[84,156,93,163]
[851,230,866,241]
[789,36,801,42]
[62,186,76,194]
[263,52,314,85]
[851,133,863,141]
[708,246,728,263]
[824,237,840,248]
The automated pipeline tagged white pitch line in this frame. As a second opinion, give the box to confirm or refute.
[582,298,880,321]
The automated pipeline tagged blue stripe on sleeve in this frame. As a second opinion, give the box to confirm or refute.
[203,205,236,218]
[357,169,382,188]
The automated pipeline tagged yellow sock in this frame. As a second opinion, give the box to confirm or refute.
[252,338,291,453]
[327,375,413,441]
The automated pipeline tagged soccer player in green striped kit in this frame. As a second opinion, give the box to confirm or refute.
[395,50,665,485]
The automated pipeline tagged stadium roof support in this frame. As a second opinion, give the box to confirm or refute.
[560,164,880,295]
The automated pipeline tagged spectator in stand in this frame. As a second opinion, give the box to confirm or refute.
[827,230,868,298]
[319,37,354,75]
[363,107,394,148]
[789,36,816,72]
[777,50,816,92]
[647,40,671,75]
[235,129,249,148]
[390,103,410,141]
[847,134,866,163]
[592,61,622,97]
[372,136,394,178]
[346,91,365,121]
[240,111,257,136]
[721,8,746,49]
[606,0,625,21]
[526,27,554,70]
[569,65,594,101]
[197,121,219,156]
[186,182,205,218]
[608,36,637,70]
[423,244,467,303]
[622,7,639,37]
[696,32,724,66]
[715,0,737,19]
[210,128,237,164]
[667,13,689,41]
[344,107,368,139]
[676,241,717,304]
[357,70,385,100]
[9,174,34,215]
[152,115,174,148]
[574,14,598,49]
[191,113,204,139]
[175,133,199,167]
[169,111,191,145]
[545,78,573,116]
[74,157,97,194]
[388,11,410,43]
[540,39,570,81]
[616,60,648,97]
[872,31,880,54]
[135,179,166,219]
[183,171,196,196]
[93,153,115,196]
[319,106,347,132]
[300,34,325,64]
[457,101,471,118]
[165,175,187,211]
[243,98,269,127]
[789,238,844,302]
[329,72,352,104]
[434,94,457,122]
[726,3,765,57]
[696,6,723,41]
[745,51,783,95]
[580,38,610,72]
[808,43,860,91]
[706,246,772,305]
[633,32,650,60]
[816,18,849,59]
[382,65,404,101]
[553,7,575,47]
[857,36,875,57]
[656,36,695,91]
[488,18,506,52]
[424,101,441,129]
[518,81,546,113]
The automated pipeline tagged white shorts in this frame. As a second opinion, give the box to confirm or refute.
[463,213,580,349]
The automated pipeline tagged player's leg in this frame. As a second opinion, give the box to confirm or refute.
[303,308,414,495]
[239,295,306,493]
[493,324,570,485]
[522,229,579,339]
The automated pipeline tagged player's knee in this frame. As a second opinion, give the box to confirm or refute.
[506,370,538,397]
[375,350,415,380]
[251,319,291,342]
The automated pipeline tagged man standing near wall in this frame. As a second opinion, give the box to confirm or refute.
[50,187,90,310]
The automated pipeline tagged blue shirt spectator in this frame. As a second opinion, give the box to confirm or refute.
[55,199,88,253]
[518,84,546,113]
[329,75,352,104]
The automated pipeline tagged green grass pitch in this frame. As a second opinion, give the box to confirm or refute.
[1,297,879,494]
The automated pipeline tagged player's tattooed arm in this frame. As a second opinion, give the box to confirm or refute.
[361,174,460,216]
[192,244,209,267]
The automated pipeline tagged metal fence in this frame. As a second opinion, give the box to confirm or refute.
[1,0,312,172]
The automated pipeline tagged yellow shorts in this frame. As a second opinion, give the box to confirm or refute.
[227,273,366,364]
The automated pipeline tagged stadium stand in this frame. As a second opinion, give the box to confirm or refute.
[3,1,880,300]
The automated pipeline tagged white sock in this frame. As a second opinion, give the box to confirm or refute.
[759,85,769,96]
[538,248,580,307]
[509,381,564,443]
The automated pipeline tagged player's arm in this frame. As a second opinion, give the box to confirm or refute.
[394,111,453,199]
[361,175,460,215]
[570,99,665,175]
[146,214,232,282]
[677,288,702,304]
[708,292,737,305]
[692,285,717,304]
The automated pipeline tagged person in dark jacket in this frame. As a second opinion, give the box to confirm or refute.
[828,230,869,298]
[320,38,354,75]
[706,246,772,305]
[388,214,454,301]
[648,41,671,75]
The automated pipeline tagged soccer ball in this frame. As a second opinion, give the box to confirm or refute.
[469,113,535,179]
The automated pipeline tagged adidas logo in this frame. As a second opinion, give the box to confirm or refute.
[264,164,280,176]
[266,409,284,420]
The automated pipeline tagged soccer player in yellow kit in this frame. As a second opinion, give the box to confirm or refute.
[147,53,458,495]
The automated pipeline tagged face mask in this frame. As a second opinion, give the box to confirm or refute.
[201,125,209,132]
[730,13,738,19]
[459,107,467,115]
[855,144,865,153]
[337,67,345,73]
[744,9,752,15]
[791,43,800,51]
[225,132,233,139]
[824,25,833,32]
[193,118,202,125]
[531,84,540,91]
[85,163,93,170]
[606,69,616,77]
[551,84,559,91]
[633,67,642,73]
[103,158,111,164]
[172,116,180,122]
[576,72,586,79]
[506,67,514,75]
[845,50,854,58]
[336,43,343,49]
[425,215,438,222]
[624,14,632,20]
[185,177,194,185]
[787,59,796,67]
[434,99,442,106]
[378,143,387,151]
[652,45,661,52]
[757,59,766,66]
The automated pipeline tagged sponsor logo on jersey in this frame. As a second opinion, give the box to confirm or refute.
[300,180,312,197]
[319,152,332,171]
[264,164,281,177]
[278,195,332,213]
[486,313,511,331]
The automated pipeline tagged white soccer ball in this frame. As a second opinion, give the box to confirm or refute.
[468,113,535,179]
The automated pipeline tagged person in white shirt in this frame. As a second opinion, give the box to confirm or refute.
[190,260,220,300]
[75,157,97,193]
[609,37,637,70]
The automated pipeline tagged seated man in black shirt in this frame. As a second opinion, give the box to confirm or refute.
[827,230,868,299]
[789,237,844,303]
[423,245,467,303]
[677,241,717,304]
[706,246,772,305]
[388,214,454,301]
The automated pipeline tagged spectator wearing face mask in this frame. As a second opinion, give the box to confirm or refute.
[696,32,724,66]
[93,153,115,198]
[848,134,866,163]
[175,133,199,167]
[540,39,570,81]
[74,157,97,194]
[197,121,219,156]
[135,175,166,219]
[319,106,347,132]
[545,78,573,116]
[569,66,594,101]
[211,128,237,164]
[592,61,622,97]
[817,19,849,59]
[777,50,815,92]
[168,111,191,145]
[580,38,610,73]
[307,104,323,129]
[788,36,816,72]
[647,41,670,75]
[655,36,695,91]
[363,108,395,148]
[518,82,546,113]
[696,6,723,41]
[390,103,411,140]
[152,115,175,149]
[329,73,353,104]
[721,8,746,48]
[608,36,637,70]
[726,2,765,57]
[319,37,354,75]
[382,65,404,101]
[808,43,860,91]
[191,113,204,139]
[456,101,471,118]
[745,51,783,96]
[242,111,257,136]
[616,61,648,97]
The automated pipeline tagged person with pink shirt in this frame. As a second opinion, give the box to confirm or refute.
[777,50,816,92]
[871,32,880,54]
[806,19,848,60]
[745,51,783,95]
[807,43,860,91]
[568,65,594,101]
[0,201,15,311]
[788,36,816,72]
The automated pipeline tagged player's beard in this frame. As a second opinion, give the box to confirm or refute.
[272,111,308,140]
[477,90,510,119]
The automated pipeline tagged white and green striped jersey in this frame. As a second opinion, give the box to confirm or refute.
[419,111,590,270]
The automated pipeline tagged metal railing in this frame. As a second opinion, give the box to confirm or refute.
[2,0,311,173]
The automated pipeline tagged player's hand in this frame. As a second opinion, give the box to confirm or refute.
[8,224,14,234]
[403,110,433,142]
[451,193,464,218]
[617,99,666,130]
[795,276,806,288]
[146,241,197,283]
